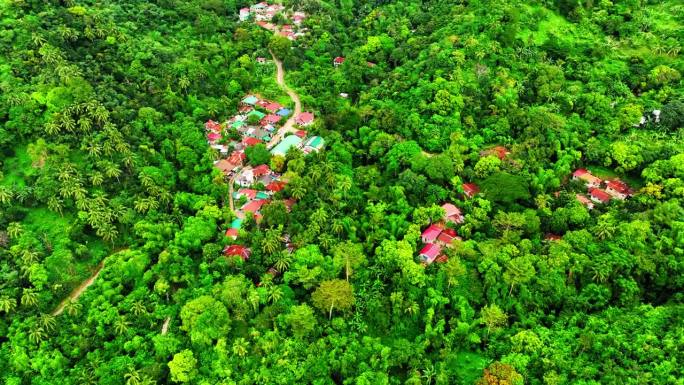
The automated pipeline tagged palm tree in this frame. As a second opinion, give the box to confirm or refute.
[39,314,57,333]
[0,186,13,205]
[7,222,23,239]
[114,316,130,335]
[47,196,63,215]
[21,289,39,307]
[267,286,283,304]
[131,301,147,316]
[261,228,282,255]
[124,367,142,385]
[0,296,17,313]
[232,338,249,357]
[29,327,46,344]
[289,183,306,200]
[274,253,292,272]
[64,299,82,317]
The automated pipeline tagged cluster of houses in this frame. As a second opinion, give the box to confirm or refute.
[572,168,633,209]
[418,203,465,265]
[240,2,308,40]
[203,94,324,261]
[207,94,321,176]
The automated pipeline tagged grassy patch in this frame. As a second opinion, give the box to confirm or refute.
[1,144,34,187]
[448,351,488,383]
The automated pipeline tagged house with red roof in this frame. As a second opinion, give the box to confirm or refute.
[228,151,246,166]
[295,130,307,138]
[243,137,263,147]
[284,198,296,212]
[261,114,282,126]
[419,243,441,264]
[279,30,295,40]
[225,228,239,240]
[224,245,251,260]
[214,159,237,175]
[295,112,314,126]
[252,164,271,177]
[242,199,269,214]
[463,183,480,198]
[205,120,221,132]
[333,57,345,67]
[257,100,271,108]
[266,181,286,192]
[421,224,443,243]
[239,105,254,114]
[207,132,221,144]
[239,7,250,21]
[235,188,257,200]
[437,228,459,246]
[576,194,594,209]
[264,102,282,113]
[589,188,612,204]
[572,169,602,188]
[605,179,632,200]
[441,203,464,224]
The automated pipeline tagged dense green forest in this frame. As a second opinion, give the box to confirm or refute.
[1,0,683,384]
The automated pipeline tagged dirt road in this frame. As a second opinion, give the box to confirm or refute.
[52,260,105,316]
[266,49,302,149]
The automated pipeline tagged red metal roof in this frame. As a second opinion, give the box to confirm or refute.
[590,188,612,203]
[242,199,269,213]
[419,243,441,259]
[334,56,345,64]
[225,228,239,238]
[207,132,221,142]
[606,180,631,194]
[421,224,443,242]
[252,164,271,176]
[295,112,314,125]
[243,137,262,146]
[576,194,593,206]
[261,114,282,125]
[223,245,250,260]
[463,183,480,198]
[266,181,286,192]
[205,120,221,132]
[264,102,282,113]
[237,188,257,199]
[228,151,245,164]
[295,130,307,138]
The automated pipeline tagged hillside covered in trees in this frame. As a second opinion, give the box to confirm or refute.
[1,0,683,384]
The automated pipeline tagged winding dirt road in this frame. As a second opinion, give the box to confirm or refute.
[266,49,302,149]
[51,260,105,316]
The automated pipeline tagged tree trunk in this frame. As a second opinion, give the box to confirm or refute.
[329,299,335,320]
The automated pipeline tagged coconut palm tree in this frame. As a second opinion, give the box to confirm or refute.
[0,186,13,205]
[29,327,46,344]
[64,299,82,317]
[0,296,17,313]
[232,338,249,357]
[114,316,130,335]
[39,314,57,333]
[131,301,147,316]
[21,289,39,308]
[7,222,23,239]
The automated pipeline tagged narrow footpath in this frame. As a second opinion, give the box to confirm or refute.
[51,260,105,316]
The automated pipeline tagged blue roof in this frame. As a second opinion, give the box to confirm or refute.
[270,135,303,156]
[276,108,292,116]
[231,218,243,229]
